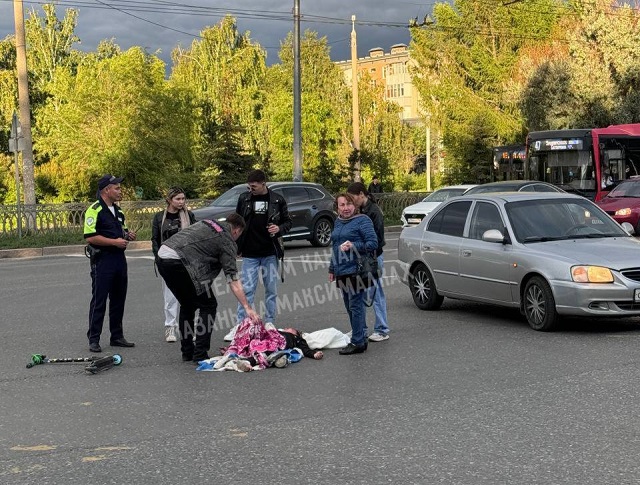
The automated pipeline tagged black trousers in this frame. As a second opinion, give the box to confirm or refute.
[156,258,218,359]
[88,251,128,344]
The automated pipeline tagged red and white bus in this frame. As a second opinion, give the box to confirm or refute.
[525,124,640,200]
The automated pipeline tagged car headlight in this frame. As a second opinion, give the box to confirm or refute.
[571,266,614,283]
[615,208,632,216]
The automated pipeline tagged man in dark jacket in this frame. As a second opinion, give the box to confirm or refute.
[156,213,259,362]
[347,182,390,342]
[235,170,292,326]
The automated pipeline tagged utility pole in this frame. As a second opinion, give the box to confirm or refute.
[292,0,303,181]
[350,15,361,182]
[13,0,36,208]
[9,112,23,238]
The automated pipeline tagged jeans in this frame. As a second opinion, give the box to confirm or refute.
[366,254,389,335]
[237,255,278,323]
[161,278,179,327]
[341,285,367,347]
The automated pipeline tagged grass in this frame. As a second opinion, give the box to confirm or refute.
[0,229,152,250]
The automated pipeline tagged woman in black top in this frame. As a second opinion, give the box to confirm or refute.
[151,187,196,342]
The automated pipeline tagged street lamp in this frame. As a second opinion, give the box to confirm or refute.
[425,114,431,192]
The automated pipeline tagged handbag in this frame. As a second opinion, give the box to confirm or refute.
[355,250,381,289]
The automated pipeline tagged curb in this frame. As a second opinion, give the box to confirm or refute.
[0,227,403,260]
[0,241,152,260]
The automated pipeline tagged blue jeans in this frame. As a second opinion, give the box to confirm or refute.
[366,254,389,335]
[341,285,367,347]
[237,255,278,323]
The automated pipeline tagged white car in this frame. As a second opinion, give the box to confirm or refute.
[401,185,477,227]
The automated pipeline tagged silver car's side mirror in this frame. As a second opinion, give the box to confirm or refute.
[482,229,505,243]
[621,222,635,235]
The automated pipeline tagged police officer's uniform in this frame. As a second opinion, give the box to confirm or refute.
[83,178,130,348]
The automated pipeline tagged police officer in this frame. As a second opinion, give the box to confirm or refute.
[83,174,137,353]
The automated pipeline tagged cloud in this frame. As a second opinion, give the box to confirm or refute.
[0,0,423,68]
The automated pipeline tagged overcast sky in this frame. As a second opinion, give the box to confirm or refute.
[0,0,435,70]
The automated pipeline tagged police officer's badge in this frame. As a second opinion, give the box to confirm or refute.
[86,217,95,226]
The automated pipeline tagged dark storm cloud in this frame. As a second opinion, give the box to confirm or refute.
[0,0,430,68]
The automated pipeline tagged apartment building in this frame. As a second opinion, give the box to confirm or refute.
[335,44,422,123]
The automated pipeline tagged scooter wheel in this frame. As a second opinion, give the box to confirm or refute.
[112,354,123,366]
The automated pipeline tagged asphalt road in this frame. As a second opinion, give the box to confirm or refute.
[3,236,640,484]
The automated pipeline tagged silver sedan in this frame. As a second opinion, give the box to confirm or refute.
[397,193,640,330]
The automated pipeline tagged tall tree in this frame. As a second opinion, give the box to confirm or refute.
[35,47,193,201]
[170,16,266,194]
[410,0,560,181]
[259,30,349,181]
[25,4,80,103]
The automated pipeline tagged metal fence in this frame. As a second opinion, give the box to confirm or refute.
[0,192,428,239]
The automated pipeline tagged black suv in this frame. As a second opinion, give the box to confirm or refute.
[192,182,336,247]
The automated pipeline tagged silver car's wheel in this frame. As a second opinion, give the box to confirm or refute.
[311,218,333,247]
[523,276,558,331]
[410,263,443,310]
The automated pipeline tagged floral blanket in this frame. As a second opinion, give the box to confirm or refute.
[223,318,286,368]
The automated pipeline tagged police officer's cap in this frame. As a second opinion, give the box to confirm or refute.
[98,174,124,191]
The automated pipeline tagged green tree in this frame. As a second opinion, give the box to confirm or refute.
[169,16,266,193]
[410,0,559,181]
[259,31,348,181]
[35,47,193,201]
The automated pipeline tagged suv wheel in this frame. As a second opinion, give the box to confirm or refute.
[310,218,333,247]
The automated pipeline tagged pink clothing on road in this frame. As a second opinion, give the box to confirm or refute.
[224,318,286,368]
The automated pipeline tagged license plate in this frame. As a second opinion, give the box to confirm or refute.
[635,289,640,302]
[407,218,422,224]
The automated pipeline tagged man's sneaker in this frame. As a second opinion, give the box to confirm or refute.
[267,351,287,366]
[368,332,389,342]
[165,325,178,343]
[273,355,289,368]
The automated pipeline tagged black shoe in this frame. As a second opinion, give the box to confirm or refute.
[89,342,102,353]
[110,338,135,348]
[192,354,209,363]
[182,354,193,362]
[339,343,367,355]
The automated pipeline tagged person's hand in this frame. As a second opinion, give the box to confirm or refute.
[313,351,323,360]
[113,238,128,249]
[126,230,137,241]
[340,240,352,252]
[267,223,279,236]
[329,273,335,282]
[245,308,260,322]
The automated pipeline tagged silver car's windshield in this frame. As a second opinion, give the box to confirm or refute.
[506,198,628,243]
[422,188,467,203]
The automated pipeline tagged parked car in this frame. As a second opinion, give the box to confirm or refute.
[464,180,565,195]
[398,192,640,331]
[595,177,640,232]
[192,182,336,247]
[401,185,477,227]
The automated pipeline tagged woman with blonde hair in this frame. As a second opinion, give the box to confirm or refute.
[152,187,196,342]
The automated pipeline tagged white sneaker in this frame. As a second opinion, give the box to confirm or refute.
[165,325,178,342]
[368,332,389,342]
